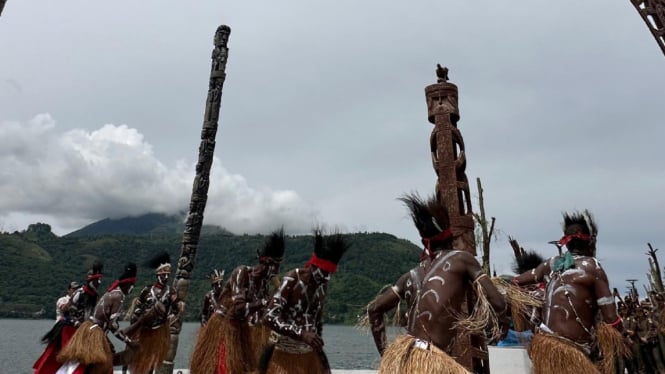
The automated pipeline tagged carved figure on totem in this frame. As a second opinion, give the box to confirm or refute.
[425,66,475,255]
[33,261,103,374]
[190,229,285,374]
[514,211,625,374]
[123,252,179,374]
[261,230,351,374]
[378,193,508,374]
[57,263,138,374]
[200,268,225,326]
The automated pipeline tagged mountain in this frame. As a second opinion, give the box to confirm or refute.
[66,213,232,237]
[0,219,421,324]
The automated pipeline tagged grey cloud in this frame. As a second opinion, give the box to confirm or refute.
[0,114,317,235]
[0,1,663,290]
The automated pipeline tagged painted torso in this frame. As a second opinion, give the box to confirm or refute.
[265,267,327,339]
[542,255,602,344]
[409,249,482,352]
[132,283,175,327]
[69,286,99,326]
[224,265,272,326]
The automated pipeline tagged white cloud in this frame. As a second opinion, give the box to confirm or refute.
[0,114,318,235]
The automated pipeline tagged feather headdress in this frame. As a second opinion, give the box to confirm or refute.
[257,228,286,261]
[145,251,172,274]
[306,228,351,273]
[560,210,598,254]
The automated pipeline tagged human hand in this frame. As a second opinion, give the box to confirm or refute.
[301,330,324,351]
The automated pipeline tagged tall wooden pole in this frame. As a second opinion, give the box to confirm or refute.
[425,65,488,373]
[158,24,231,374]
[630,0,665,57]
[426,65,476,256]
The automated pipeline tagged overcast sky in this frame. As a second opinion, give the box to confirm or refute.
[1,1,663,293]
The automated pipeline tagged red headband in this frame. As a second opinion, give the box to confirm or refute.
[421,228,453,256]
[86,274,103,281]
[305,253,338,273]
[558,231,592,246]
[107,277,137,292]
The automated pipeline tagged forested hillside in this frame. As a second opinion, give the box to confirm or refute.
[0,216,421,324]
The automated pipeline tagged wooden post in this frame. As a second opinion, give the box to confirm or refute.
[474,177,495,276]
[425,65,489,373]
[647,243,664,292]
[157,25,231,374]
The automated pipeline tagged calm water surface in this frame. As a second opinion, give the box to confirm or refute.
[0,319,386,374]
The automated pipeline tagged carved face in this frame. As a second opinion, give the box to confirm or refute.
[214,27,230,46]
[157,273,169,285]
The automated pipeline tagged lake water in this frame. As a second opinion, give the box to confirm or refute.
[0,319,384,374]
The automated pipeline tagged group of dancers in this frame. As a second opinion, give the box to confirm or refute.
[33,190,629,373]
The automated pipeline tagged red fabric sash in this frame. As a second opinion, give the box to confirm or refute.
[106,277,137,292]
[86,273,102,281]
[420,228,452,259]
[558,232,592,246]
[82,285,98,297]
[305,253,338,273]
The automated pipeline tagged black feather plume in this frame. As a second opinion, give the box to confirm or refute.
[119,262,137,280]
[145,251,171,269]
[314,230,351,265]
[90,260,103,275]
[398,192,450,238]
[258,229,285,259]
[512,250,545,274]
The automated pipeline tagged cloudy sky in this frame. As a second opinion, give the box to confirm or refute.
[1,1,663,292]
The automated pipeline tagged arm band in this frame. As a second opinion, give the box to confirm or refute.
[610,316,623,327]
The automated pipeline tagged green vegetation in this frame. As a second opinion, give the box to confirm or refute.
[0,215,420,324]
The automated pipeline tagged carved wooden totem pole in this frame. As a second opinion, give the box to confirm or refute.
[425,65,489,373]
[630,0,665,57]
[426,65,476,256]
[157,25,231,374]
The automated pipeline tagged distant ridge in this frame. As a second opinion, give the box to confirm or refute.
[65,212,231,237]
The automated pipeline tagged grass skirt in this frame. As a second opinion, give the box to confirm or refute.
[530,332,599,374]
[378,335,470,374]
[597,322,631,374]
[128,322,170,374]
[56,320,113,373]
[265,349,327,374]
[190,313,226,374]
[248,325,272,370]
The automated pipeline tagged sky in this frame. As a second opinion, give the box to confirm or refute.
[1,1,663,294]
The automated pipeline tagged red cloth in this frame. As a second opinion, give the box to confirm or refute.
[218,342,227,374]
[33,325,76,374]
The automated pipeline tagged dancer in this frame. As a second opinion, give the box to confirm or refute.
[200,269,225,326]
[378,193,509,374]
[261,230,351,374]
[125,252,177,374]
[190,229,285,374]
[514,210,625,374]
[56,262,137,374]
[34,261,103,374]
[366,249,429,356]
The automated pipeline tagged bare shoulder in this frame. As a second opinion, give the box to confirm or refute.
[575,256,604,272]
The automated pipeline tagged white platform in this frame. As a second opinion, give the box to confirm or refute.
[113,347,533,373]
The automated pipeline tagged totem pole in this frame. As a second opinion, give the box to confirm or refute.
[426,64,476,255]
[157,25,231,374]
[630,0,665,57]
[425,65,489,373]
